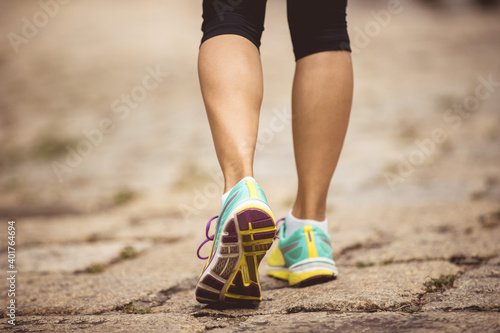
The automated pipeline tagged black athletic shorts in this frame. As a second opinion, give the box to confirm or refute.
[201,0,351,61]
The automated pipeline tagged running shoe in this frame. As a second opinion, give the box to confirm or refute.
[267,219,338,286]
[195,178,276,304]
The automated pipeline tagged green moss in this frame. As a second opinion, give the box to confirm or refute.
[120,245,138,259]
[32,136,78,160]
[381,257,395,266]
[85,263,106,274]
[356,261,375,269]
[118,304,151,314]
[113,189,137,206]
[423,275,455,292]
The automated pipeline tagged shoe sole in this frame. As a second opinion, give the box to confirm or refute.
[195,201,276,304]
[268,258,338,287]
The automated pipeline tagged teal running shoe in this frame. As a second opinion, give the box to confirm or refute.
[267,219,338,286]
[195,178,276,304]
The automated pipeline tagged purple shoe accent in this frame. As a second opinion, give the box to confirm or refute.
[251,218,275,229]
[249,209,270,222]
[197,192,239,274]
[222,219,238,244]
[212,279,224,290]
[274,217,285,240]
[222,235,238,244]
[237,211,250,231]
[197,215,217,260]
[223,296,259,305]
[228,271,260,297]
[196,288,219,301]
[201,275,224,291]
[228,283,260,296]
[205,216,217,240]
[214,192,239,237]
[225,219,236,233]
[201,275,215,286]
[196,238,212,260]
[238,208,274,231]
[253,231,276,240]
[232,270,243,285]
[196,195,276,304]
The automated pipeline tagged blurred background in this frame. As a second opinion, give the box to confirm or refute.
[0,0,499,248]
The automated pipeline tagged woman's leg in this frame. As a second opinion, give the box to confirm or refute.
[267,50,352,287]
[198,35,263,193]
[198,0,267,193]
[287,0,353,220]
[197,33,277,305]
[196,1,274,304]
[291,51,353,220]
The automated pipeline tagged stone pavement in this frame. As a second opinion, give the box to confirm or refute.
[1,1,500,332]
[1,201,499,332]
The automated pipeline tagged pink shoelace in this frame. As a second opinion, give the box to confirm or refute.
[196,215,217,260]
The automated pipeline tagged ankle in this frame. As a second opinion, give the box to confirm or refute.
[223,171,254,193]
[284,210,329,237]
[291,204,327,221]
[221,176,255,205]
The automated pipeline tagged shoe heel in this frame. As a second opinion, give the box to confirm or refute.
[222,206,276,302]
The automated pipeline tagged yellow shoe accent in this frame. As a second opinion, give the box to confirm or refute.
[195,178,275,304]
[266,224,337,287]
[219,204,276,302]
[289,270,334,286]
[223,261,262,302]
[267,246,289,281]
[267,269,290,281]
[267,246,285,267]
[246,179,259,199]
[304,225,318,258]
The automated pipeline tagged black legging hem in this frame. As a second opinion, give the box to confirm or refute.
[201,0,351,61]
